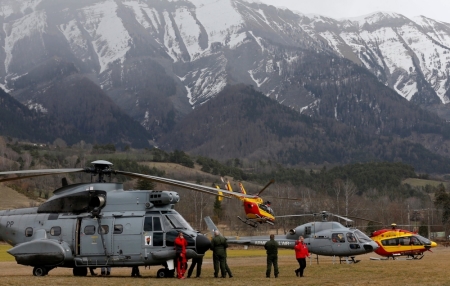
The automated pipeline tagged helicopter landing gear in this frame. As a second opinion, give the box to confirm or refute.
[156,268,175,278]
[73,267,88,277]
[33,266,48,276]
[409,253,424,260]
[238,216,258,228]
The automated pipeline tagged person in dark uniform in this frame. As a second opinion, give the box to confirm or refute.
[210,230,228,278]
[131,266,141,277]
[187,256,203,278]
[264,234,279,278]
[101,266,111,276]
[89,267,97,276]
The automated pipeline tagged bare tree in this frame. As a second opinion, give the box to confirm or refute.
[343,180,357,217]
[333,179,343,215]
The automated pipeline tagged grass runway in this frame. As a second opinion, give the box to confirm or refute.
[0,244,449,285]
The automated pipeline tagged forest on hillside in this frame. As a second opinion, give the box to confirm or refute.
[0,136,450,237]
[159,84,450,174]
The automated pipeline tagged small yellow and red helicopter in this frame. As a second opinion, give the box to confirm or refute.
[370,223,437,260]
[134,173,296,227]
[215,178,277,227]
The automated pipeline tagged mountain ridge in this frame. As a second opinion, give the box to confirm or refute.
[2,0,450,171]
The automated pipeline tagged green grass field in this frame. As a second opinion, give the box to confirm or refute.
[402,178,446,188]
[1,245,450,285]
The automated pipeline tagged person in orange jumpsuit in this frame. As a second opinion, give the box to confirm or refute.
[174,232,188,279]
[294,236,310,277]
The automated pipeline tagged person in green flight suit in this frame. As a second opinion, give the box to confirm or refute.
[210,230,228,278]
[264,234,279,278]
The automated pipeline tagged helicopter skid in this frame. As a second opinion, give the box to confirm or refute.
[238,216,258,228]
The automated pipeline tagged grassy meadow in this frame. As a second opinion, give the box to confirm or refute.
[1,243,450,285]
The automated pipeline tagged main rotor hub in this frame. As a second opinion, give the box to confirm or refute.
[84,160,114,182]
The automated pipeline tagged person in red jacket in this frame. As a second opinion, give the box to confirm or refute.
[294,236,310,277]
[174,232,188,279]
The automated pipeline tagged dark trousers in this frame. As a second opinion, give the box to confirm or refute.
[131,266,140,277]
[296,258,306,277]
[225,258,232,277]
[266,255,279,277]
[213,253,226,277]
[187,257,203,278]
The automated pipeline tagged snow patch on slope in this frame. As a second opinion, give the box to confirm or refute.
[0,0,42,18]
[123,1,160,31]
[174,7,203,60]
[190,0,243,48]
[3,10,47,73]
[78,0,132,73]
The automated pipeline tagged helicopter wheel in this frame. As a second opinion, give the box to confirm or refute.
[73,267,88,277]
[156,268,166,278]
[33,266,48,276]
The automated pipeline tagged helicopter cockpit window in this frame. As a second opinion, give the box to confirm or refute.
[99,225,109,234]
[354,230,372,243]
[144,217,164,232]
[332,233,345,243]
[415,234,430,245]
[164,214,193,231]
[154,217,162,231]
[346,233,357,242]
[84,225,95,235]
[114,224,123,234]
[153,232,164,246]
[25,227,33,237]
[144,217,153,231]
[165,230,195,247]
[50,226,61,236]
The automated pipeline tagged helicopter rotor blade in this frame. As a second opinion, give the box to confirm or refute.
[115,171,246,199]
[264,196,301,201]
[331,214,353,223]
[343,215,382,225]
[0,169,85,183]
[275,214,314,218]
[255,179,275,197]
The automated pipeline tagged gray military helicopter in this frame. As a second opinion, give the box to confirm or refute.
[0,160,219,277]
[205,211,380,263]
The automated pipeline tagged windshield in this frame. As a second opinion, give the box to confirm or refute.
[354,230,372,242]
[164,213,194,231]
[415,234,431,245]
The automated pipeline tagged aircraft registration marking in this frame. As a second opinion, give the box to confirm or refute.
[253,240,294,246]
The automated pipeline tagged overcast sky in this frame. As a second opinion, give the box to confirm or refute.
[259,0,450,23]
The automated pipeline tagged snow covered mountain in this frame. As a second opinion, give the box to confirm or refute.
[299,12,450,109]
[0,0,326,130]
[2,0,450,142]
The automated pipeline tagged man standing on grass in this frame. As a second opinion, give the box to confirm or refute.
[264,234,279,278]
[211,230,228,278]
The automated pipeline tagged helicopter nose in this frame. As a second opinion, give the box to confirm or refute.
[195,234,211,254]
[425,241,438,249]
[363,241,379,252]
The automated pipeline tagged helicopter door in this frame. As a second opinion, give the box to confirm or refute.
[112,217,143,256]
[331,232,346,253]
[79,218,114,256]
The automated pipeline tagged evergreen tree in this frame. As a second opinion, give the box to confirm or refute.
[213,197,223,223]
[136,179,155,190]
